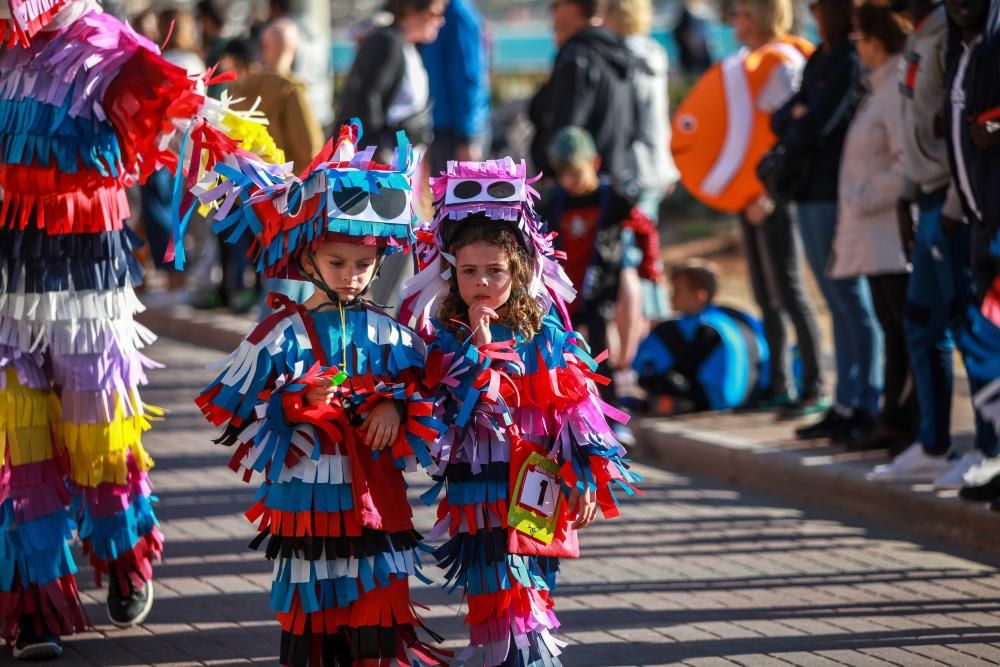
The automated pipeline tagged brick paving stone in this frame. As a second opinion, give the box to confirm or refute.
[16,337,1000,666]
[859,647,949,666]
[812,649,895,666]
[769,651,848,667]
[905,645,998,666]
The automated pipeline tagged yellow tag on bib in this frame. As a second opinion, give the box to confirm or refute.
[508,452,563,544]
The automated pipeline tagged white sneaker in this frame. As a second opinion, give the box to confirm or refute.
[867,443,952,483]
[962,453,1000,488]
[933,451,985,490]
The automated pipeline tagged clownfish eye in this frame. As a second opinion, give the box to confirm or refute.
[332,186,369,215]
[452,180,483,199]
[486,181,516,198]
[678,114,698,134]
[369,188,408,219]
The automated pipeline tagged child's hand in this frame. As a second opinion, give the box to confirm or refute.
[567,486,598,529]
[304,383,336,407]
[468,302,498,347]
[360,400,403,450]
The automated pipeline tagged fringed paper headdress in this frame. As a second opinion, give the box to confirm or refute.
[2,0,83,46]
[400,158,576,331]
[180,120,417,280]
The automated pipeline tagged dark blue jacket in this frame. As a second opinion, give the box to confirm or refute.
[419,0,490,141]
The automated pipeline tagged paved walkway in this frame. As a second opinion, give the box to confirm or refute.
[29,338,1000,666]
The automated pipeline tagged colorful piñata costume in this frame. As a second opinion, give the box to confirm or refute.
[401,159,642,666]
[0,0,285,645]
[191,123,446,666]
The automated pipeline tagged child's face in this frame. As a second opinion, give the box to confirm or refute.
[455,242,514,312]
[307,241,378,302]
[556,157,601,197]
[670,275,709,315]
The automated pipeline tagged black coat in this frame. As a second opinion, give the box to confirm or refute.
[337,26,432,155]
[529,27,637,190]
[771,39,860,203]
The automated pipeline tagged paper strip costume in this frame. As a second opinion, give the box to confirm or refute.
[192,122,446,666]
[0,0,284,642]
[402,159,642,666]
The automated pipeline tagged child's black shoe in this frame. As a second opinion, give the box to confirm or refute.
[107,570,155,628]
[13,618,62,661]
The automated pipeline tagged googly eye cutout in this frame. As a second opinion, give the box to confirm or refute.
[286,180,305,217]
[332,186,369,216]
[369,187,409,219]
[678,114,698,134]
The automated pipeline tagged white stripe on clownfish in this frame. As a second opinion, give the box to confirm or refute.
[700,43,806,199]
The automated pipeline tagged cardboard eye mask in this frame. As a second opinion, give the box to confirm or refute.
[445,178,525,206]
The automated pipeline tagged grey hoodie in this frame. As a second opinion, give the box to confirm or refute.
[899,4,960,217]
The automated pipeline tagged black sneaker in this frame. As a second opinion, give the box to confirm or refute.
[794,409,848,440]
[13,618,62,660]
[845,424,900,452]
[107,570,154,628]
[833,410,878,445]
[961,471,1000,502]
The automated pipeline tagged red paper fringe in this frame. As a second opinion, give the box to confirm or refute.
[0,573,89,642]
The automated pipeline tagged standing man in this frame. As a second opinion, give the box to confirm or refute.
[529,0,637,193]
[421,0,492,174]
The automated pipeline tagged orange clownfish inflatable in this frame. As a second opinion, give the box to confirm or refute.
[671,37,814,213]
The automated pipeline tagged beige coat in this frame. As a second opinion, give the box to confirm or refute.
[830,55,908,278]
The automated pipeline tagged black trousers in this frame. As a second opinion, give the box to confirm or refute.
[740,206,823,398]
[868,272,920,437]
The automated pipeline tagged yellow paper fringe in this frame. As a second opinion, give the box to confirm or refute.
[61,396,162,487]
[0,369,61,467]
[221,111,286,165]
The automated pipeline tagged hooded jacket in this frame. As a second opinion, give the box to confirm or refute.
[899,5,955,211]
[943,2,1000,295]
[529,26,638,190]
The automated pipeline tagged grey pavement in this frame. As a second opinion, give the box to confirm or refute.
[26,337,1000,667]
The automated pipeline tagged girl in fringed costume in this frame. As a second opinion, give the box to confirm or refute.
[190,121,447,667]
[0,0,286,659]
[399,159,642,666]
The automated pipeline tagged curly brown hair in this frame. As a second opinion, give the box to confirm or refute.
[436,216,544,341]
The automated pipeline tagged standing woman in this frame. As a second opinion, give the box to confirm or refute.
[729,0,826,413]
[338,0,446,307]
[830,0,916,450]
[772,0,884,443]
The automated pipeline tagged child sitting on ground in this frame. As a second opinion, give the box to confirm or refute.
[633,260,771,413]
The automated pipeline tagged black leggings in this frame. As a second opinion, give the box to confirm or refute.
[869,272,919,436]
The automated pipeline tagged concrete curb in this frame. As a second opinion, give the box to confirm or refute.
[632,416,1000,557]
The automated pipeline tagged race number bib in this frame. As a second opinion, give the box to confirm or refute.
[509,452,563,544]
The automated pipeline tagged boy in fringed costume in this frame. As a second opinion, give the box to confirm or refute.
[189,121,447,667]
[400,159,642,666]
[0,0,285,659]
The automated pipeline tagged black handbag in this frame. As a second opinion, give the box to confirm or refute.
[756,142,810,203]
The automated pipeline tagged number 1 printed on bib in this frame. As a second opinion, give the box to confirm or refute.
[509,452,563,544]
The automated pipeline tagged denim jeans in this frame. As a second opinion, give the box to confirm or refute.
[796,200,883,414]
[904,191,970,453]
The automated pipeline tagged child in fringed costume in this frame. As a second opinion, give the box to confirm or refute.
[400,159,642,666]
[190,121,447,667]
[0,0,285,659]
